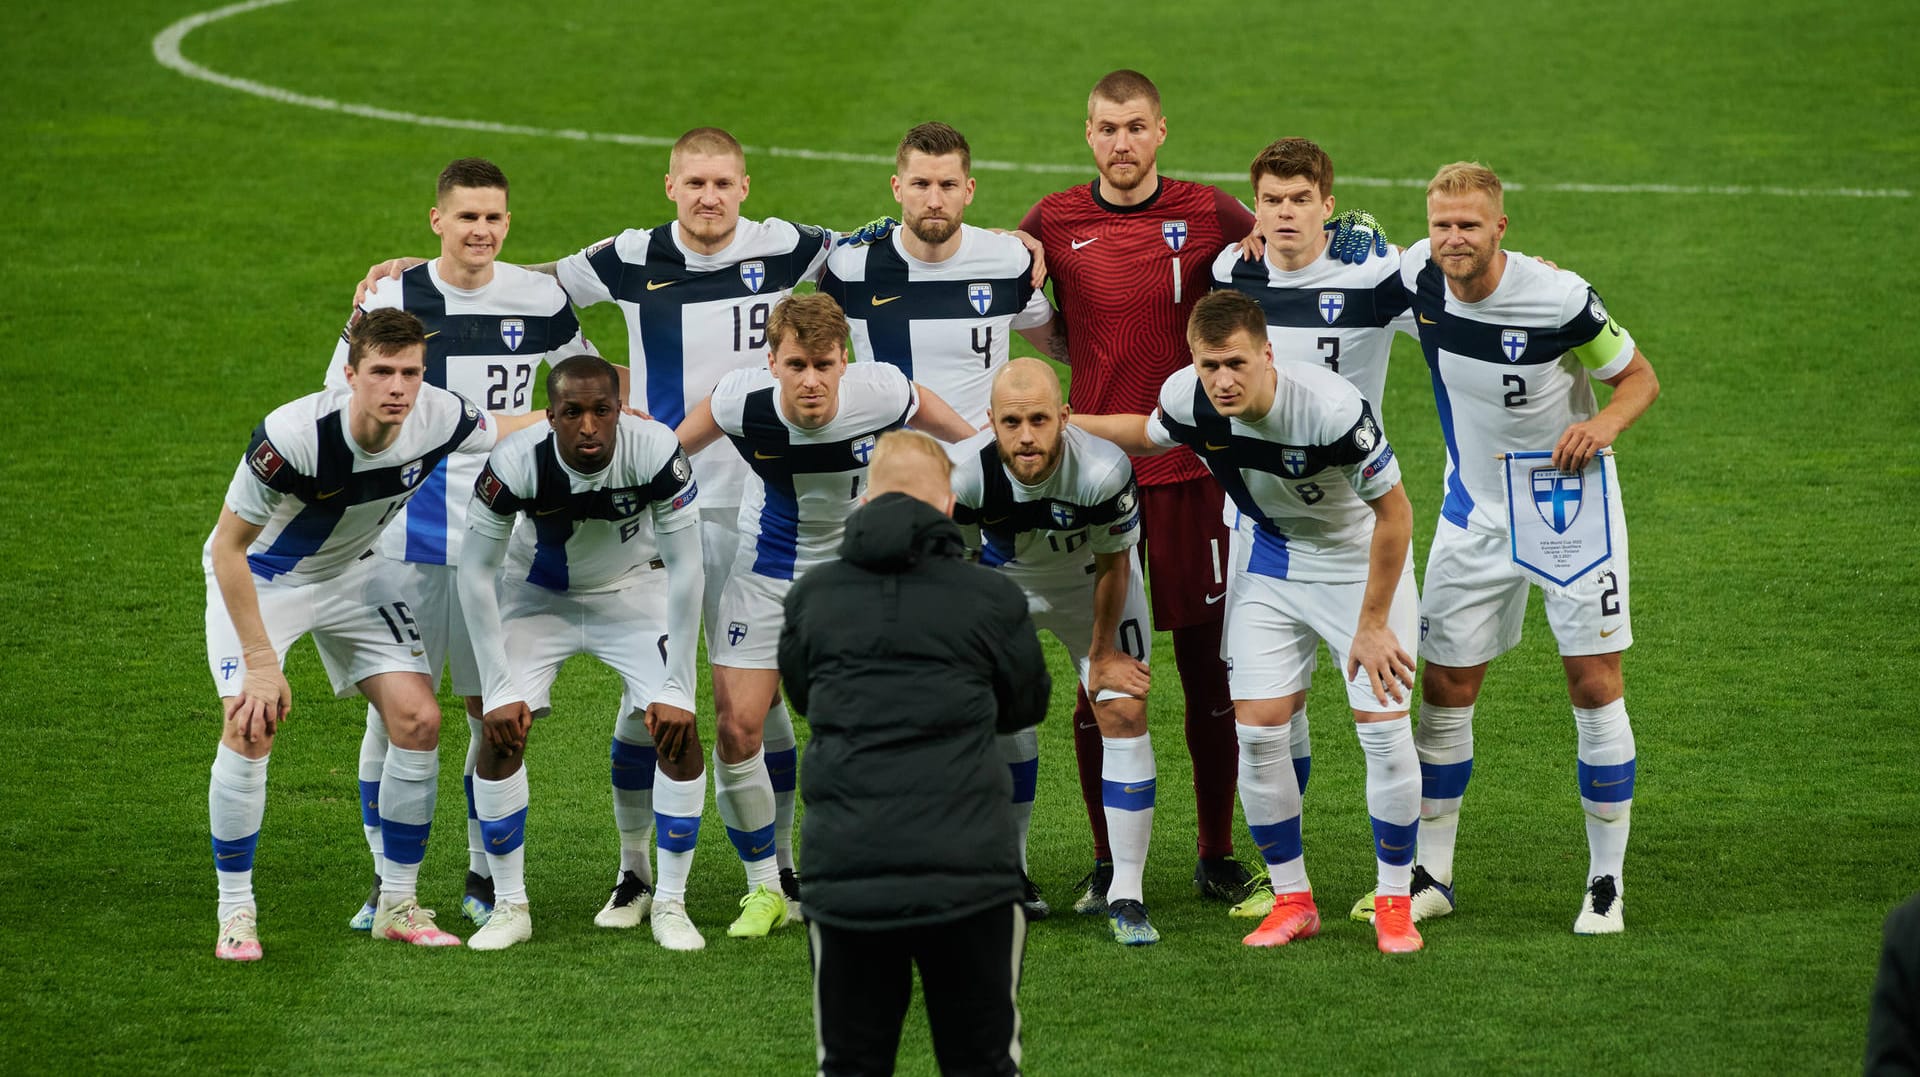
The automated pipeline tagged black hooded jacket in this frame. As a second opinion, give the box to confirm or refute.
[780,493,1050,930]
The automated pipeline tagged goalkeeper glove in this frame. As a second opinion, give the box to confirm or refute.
[836,216,900,247]
[1326,210,1390,265]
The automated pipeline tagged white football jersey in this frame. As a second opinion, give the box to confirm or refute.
[557,217,834,511]
[211,386,496,586]
[323,261,592,567]
[948,425,1141,589]
[468,413,699,595]
[710,362,918,580]
[1399,239,1636,534]
[1147,363,1400,582]
[821,225,1052,425]
[1210,242,1414,415]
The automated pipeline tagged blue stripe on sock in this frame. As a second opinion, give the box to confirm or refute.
[765,747,798,794]
[1578,758,1636,803]
[480,807,528,855]
[726,823,777,862]
[1421,758,1473,801]
[1371,816,1419,866]
[380,818,433,865]
[1248,817,1303,866]
[464,774,478,820]
[1008,757,1039,804]
[212,832,259,872]
[1293,755,1312,795]
[656,813,700,853]
[610,739,659,792]
[359,780,381,828]
[1101,777,1156,812]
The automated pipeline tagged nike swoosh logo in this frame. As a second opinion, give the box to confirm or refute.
[1255,839,1278,853]
[1590,776,1631,789]
[536,506,566,516]
[1208,705,1235,717]
[489,829,520,847]
[754,451,782,460]
[365,801,378,812]
[1599,625,1621,638]
[313,488,344,500]
[423,330,442,340]
[1204,442,1229,451]
[747,841,773,855]
[1072,238,1099,250]
[216,851,245,860]
[982,515,1010,525]
[870,295,901,306]
[1204,592,1226,605]
[1417,314,1437,325]
[647,279,678,291]
[667,826,695,839]
[1381,841,1410,852]
[1121,783,1154,795]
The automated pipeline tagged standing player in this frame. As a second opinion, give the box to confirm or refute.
[822,122,1057,425]
[329,158,599,931]
[675,293,976,937]
[1074,291,1426,954]
[1210,137,1417,914]
[948,358,1160,944]
[455,356,707,951]
[205,309,540,960]
[1375,163,1658,933]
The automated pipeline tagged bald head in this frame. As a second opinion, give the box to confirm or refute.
[990,356,1063,414]
[866,430,956,513]
[989,357,1070,485]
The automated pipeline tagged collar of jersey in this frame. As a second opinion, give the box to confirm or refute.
[1089,177,1165,215]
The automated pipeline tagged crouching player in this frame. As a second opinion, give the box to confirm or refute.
[456,355,708,951]
[948,358,1159,945]
[204,309,540,960]
[1074,291,1426,954]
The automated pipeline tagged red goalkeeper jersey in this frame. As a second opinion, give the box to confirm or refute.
[1021,177,1255,486]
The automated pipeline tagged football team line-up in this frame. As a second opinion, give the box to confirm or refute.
[205,68,1658,977]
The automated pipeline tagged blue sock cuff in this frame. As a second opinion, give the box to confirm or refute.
[380,818,433,866]
[1100,777,1155,812]
[211,832,259,872]
[610,739,659,791]
[1421,758,1474,800]
[656,813,701,853]
[1292,755,1312,795]
[1009,757,1039,804]
[1370,817,1419,866]
[726,823,777,862]
[1578,758,1636,803]
[1248,817,1304,866]
[463,774,478,820]
[766,747,799,794]
[358,780,381,828]
[480,807,528,855]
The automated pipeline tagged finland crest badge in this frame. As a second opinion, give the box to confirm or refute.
[1162,220,1188,252]
[968,282,993,316]
[850,434,877,464]
[1049,503,1078,529]
[1502,450,1613,587]
[1500,329,1528,363]
[611,489,640,518]
[1280,447,1309,478]
[499,318,526,352]
[740,261,767,294]
[401,459,425,488]
[1318,291,1346,325]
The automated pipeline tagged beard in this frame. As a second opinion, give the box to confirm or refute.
[906,212,960,245]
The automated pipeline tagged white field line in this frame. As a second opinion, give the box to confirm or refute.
[155,0,1912,200]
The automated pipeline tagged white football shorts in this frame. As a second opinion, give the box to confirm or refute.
[1018,548,1152,704]
[379,558,481,697]
[1223,558,1419,714]
[498,570,671,718]
[713,567,790,671]
[205,555,431,699]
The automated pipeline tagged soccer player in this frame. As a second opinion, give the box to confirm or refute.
[1018,69,1266,908]
[204,309,542,960]
[675,293,976,937]
[1377,162,1659,933]
[1210,137,1418,914]
[1074,291,1427,954]
[455,355,706,951]
[329,158,599,931]
[948,358,1159,944]
[821,122,1057,425]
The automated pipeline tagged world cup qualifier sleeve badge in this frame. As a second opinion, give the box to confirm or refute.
[1502,450,1613,586]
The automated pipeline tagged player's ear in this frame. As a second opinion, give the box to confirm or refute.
[429,206,445,236]
[890,175,904,204]
[738,174,750,201]
[963,176,977,204]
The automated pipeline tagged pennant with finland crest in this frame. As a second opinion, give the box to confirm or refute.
[1502,450,1614,587]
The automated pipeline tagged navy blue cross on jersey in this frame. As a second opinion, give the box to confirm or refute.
[1319,291,1345,324]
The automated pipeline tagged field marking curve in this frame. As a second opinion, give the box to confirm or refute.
[154,1,1910,200]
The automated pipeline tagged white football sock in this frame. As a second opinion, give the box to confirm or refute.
[998,729,1039,872]
[763,699,799,874]
[210,745,268,921]
[474,767,530,906]
[1355,718,1420,896]
[610,714,657,883]
[1289,705,1313,793]
[1101,733,1155,905]
[1414,702,1475,885]
[464,714,488,877]
[378,744,439,900]
[357,708,387,880]
[653,769,706,904]
[1236,722,1308,894]
[1574,698,1635,889]
[715,746,780,891]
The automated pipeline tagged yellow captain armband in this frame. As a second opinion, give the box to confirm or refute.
[1570,291,1633,371]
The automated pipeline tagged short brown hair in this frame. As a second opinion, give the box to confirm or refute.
[896,122,971,174]
[765,293,849,356]
[1186,291,1267,351]
[1427,161,1504,212]
[1088,69,1161,118]
[1249,138,1334,199]
[670,127,745,172]
[348,308,428,369]
[437,158,508,203]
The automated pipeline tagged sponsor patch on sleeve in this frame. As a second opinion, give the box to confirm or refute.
[1362,443,1396,479]
[248,439,287,483]
[670,480,699,511]
[475,466,507,510]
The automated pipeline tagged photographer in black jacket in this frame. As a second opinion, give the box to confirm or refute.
[780,430,1050,1077]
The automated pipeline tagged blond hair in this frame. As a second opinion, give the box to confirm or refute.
[669,127,745,173]
[1427,161,1504,212]
[867,430,954,510]
[1088,69,1161,118]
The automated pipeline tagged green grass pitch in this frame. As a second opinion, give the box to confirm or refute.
[4,0,1917,1072]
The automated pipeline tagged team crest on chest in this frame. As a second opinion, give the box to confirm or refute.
[968,282,993,316]
[401,460,425,488]
[850,434,878,464]
[499,318,526,352]
[1500,329,1528,363]
[1049,503,1078,529]
[1318,291,1346,325]
[740,261,767,294]
[1161,220,1188,252]
[1530,466,1584,533]
[611,489,640,518]
[1280,448,1309,478]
